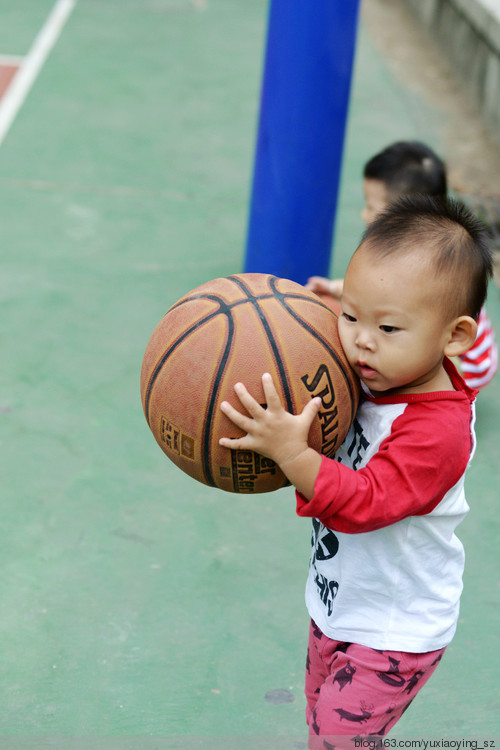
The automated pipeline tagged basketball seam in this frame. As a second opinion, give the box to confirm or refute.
[226,275,292,492]
[144,296,226,424]
[201,308,234,488]
[227,275,294,414]
[268,276,359,426]
[144,296,236,489]
[144,308,220,426]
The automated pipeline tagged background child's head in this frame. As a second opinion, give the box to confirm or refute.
[362,141,447,225]
[360,195,492,322]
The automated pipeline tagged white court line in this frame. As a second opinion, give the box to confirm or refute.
[0,0,77,147]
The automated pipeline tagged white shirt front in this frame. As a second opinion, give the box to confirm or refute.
[297,363,476,652]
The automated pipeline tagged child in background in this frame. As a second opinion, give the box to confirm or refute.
[306,141,497,389]
[220,196,492,741]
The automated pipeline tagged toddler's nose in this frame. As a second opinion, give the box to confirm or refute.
[355,330,375,351]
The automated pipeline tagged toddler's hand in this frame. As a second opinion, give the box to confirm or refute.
[219,373,321,471]
[305,275,332,294]
[305,276,344,299]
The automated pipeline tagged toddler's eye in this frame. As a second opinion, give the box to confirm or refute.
[341,313,356,323]
[380,325,399,333]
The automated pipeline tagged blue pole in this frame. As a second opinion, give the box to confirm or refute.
[244,0,361,285]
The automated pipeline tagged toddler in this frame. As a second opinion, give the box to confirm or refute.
[220,196,492,743]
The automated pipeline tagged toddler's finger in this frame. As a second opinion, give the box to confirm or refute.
[232,381,263,417]
[220,399,253,432]
[261,372,283,411]
[302,397,322,426]
[219,435,249,450]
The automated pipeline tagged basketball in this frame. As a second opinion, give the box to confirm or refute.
[312,290,342,317]
[140,273,359,494]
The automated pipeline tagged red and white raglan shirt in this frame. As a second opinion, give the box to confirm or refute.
[296,358,477,653]
[459,306,497,389]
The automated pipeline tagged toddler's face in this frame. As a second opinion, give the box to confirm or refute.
[338,245,452,396]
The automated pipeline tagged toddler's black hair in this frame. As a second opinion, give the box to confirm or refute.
[360,195,493,320]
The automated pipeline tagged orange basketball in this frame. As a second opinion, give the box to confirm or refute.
[313,290,342,317]
[140,273,359,493]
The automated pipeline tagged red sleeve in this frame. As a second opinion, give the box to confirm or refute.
[296,399,473,533]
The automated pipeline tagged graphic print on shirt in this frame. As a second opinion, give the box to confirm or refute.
[311,518,340,616]
[311,416,371,616]
[337,417,369,469]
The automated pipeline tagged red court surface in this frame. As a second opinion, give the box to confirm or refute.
[0,62,20,99]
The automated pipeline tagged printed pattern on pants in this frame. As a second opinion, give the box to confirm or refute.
[305,620,445,743]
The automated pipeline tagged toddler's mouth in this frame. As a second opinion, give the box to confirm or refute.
[357,361,378,379]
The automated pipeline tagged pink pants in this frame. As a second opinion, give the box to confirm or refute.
[305,620,445,744]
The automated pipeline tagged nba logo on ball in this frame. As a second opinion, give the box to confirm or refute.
[140,273,359,493]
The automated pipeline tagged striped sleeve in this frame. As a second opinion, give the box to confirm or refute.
[459,306,498,389]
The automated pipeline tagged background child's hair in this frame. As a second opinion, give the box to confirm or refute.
[364,141,447,199]
[360,195,493,320]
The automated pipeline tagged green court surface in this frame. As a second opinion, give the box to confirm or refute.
[0,0,499,744]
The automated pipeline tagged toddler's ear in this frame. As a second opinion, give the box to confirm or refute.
[444,316,478,357]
